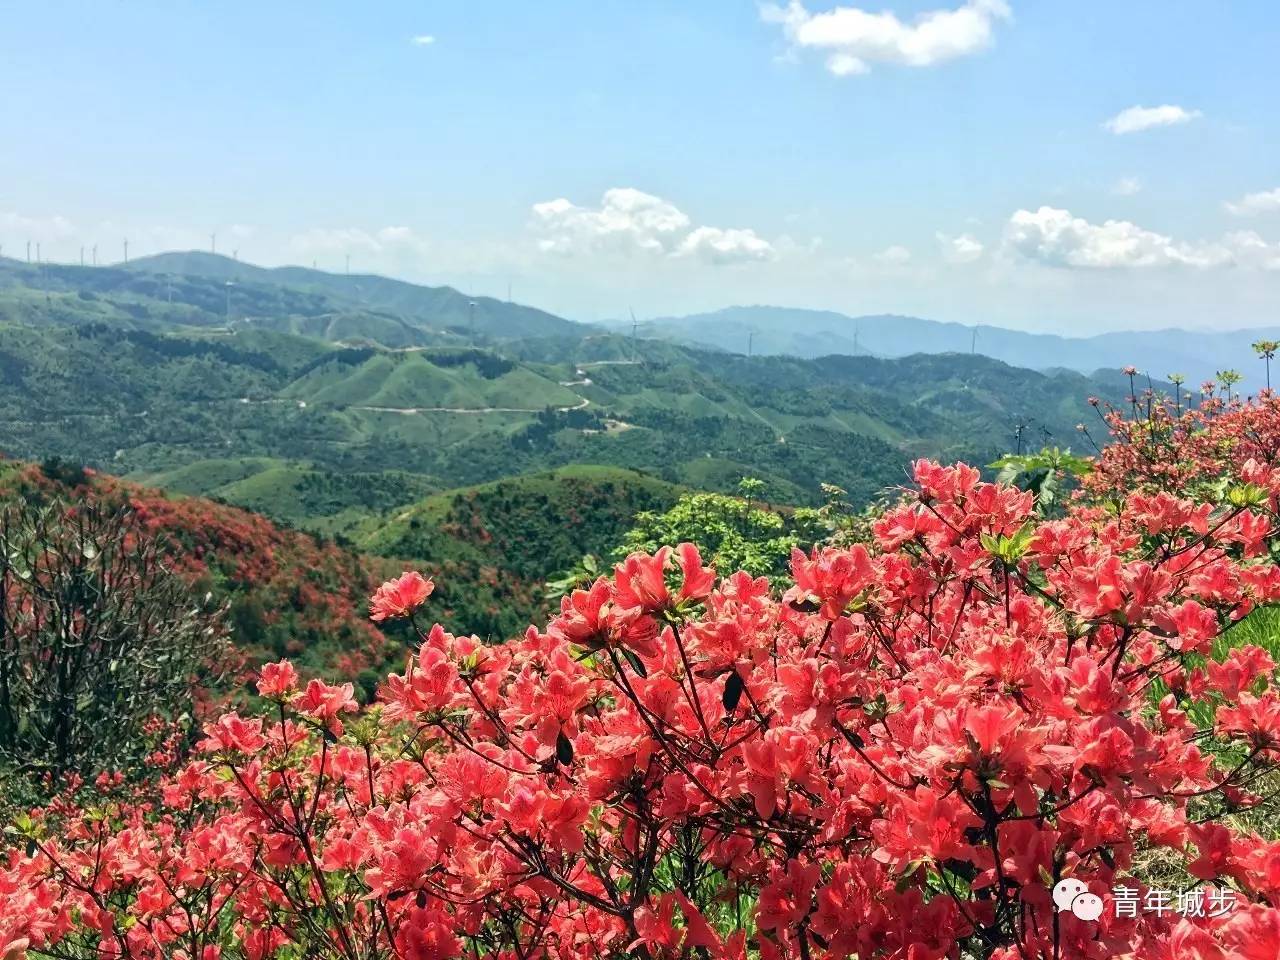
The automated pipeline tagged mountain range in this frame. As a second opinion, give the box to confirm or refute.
[8,251,1272,391]
[635,306,1280,392]
[0,250,1144,527]
[0,248,1224,638]
[0,251,580,344]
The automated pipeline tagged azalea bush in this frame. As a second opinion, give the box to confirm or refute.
[0,496,230,784]
[0,457,399,681]
[6,394,1280,959]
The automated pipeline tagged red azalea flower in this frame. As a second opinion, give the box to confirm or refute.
[256,660,298,699]
[369,571,434,621]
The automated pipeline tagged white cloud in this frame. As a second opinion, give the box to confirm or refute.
[1225,188,1280,217]
[410,35,436,46]
[1004,206,1280,271]
[531,188,774,264]
[936,231,984,263]
[874,244,912,265]
[677,226,775,264]
[1103,104,1201,135]
[1111,177,1143,196]
[1225,231,1280,271]
[761,0,1011,76]
[826,53,869,76]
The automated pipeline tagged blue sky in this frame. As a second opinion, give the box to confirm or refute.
[2,1,1278,331]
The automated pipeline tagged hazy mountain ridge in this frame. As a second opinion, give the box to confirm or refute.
[639,305,1280,390]
[0,252,582,342]
[9,253,1272,392]
[122,251,582,340]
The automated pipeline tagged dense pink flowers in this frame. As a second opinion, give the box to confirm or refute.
[5,396,1280,959]
[369,571,435,621]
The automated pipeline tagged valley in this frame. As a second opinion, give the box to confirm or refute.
[0,250,1171,637]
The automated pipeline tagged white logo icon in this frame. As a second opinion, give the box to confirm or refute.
[1052,879,1104,922]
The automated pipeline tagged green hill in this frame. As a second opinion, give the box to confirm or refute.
[0,252,1152,537]
[281,348,581,410]
[134,458,441,535]
[356,466,682,637]
[0,318,1134,520]
[0,254,1168,643]
[120,251,583,340]
[0,252,582,346]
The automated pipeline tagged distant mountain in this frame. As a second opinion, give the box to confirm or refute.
[0,253,584,343]
[639,306,1280,392]
[12,251,1270,392]
[0,313,1138,516]
[0,252,1195,643]
[122,251,583,340]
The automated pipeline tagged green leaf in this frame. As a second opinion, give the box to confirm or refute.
[1227,483,1267,508]
[722,670,745,711]
[621,648,648,678]
[556,730,574,766]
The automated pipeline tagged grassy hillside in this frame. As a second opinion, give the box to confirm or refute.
[281,348,581,410]
[357,466,682,637]
[0,254,1153,539]
[0,255,1173,655]
[0,455,677,647]
[0,319,1134,519]
[0,252,582,345]
[120,251,584,340]
[134,458,442,534]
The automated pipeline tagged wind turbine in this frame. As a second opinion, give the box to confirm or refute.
[1012,415,1033,455]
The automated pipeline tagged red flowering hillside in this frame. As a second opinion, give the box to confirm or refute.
[5,393,1280,959]
[0,458,399,685]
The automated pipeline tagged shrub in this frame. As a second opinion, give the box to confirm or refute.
[0,497,230,783]
[612,478,845,583]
